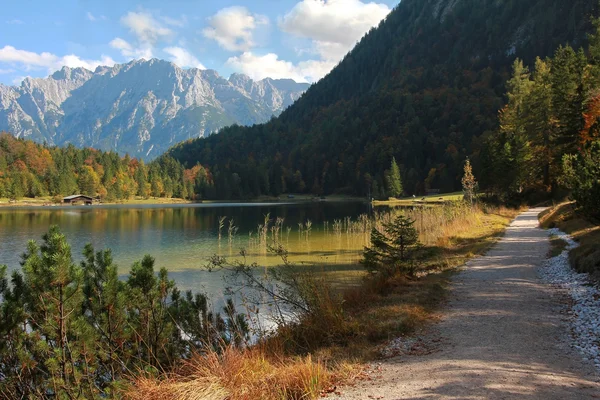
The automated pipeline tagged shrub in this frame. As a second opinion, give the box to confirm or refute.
[361,214,421,278]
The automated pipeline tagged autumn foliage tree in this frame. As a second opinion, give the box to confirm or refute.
[461,158,478,205]
[0,133,214,201]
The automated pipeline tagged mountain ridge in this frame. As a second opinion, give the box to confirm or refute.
[167,0,599,199]
[0,59,309,159]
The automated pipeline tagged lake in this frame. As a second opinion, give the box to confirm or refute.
[0,201,372,302]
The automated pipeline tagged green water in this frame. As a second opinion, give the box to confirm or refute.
[0,202,371,299]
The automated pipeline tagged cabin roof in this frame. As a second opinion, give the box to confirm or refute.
[63,195,93,200]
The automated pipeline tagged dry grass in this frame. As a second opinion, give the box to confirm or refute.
[539,202,600,279]
[125,203,518,400]
[293,204,518,361]
[126,346,336,400]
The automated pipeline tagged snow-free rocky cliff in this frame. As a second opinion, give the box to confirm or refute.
[0,59,309,159]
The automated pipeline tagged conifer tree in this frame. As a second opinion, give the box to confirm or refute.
[525,58,556,189]
[385,157,403,198]
[0,227,249,397]
[362,214,420,277]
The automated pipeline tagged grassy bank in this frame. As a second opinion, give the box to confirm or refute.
[372,192,464,207]
[539,202,600,280]
[128,203,519,400]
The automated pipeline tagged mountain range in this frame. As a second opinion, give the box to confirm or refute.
[0,59,309,159]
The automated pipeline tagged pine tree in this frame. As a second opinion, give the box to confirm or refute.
[19,226,95,398]
[81,244,130,388]
[551,46,586,155]
[385,157,403,198]
[496,59,535,193]
[362,214,420,277]
[127,255,177,367]
[525,58,556,189]
[0,228,250,396]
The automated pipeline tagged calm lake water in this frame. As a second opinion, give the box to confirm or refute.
[0,202,372,301]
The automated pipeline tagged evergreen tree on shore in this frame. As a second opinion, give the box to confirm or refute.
[0,227,249,397]
[385,157,403,198]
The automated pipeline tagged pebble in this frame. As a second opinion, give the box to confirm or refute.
[538,228,600,373]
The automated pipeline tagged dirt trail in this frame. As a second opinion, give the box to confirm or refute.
[334,208,600,399]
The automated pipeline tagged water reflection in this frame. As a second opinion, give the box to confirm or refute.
[0,202,369,294]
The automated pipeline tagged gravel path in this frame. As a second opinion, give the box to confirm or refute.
[333,208,600,399]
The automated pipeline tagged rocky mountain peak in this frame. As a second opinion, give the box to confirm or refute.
[0,59,310,159]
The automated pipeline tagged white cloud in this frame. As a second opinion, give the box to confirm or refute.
[61,54,117,70]
[164,47,205,69]
[229,0,390,83]
[109,37,153,60]
[280,0,390,61]
[0,45,116,73]
[203,7,268,52]
[86,12,107,22]
[6,19,24,25]
[161,15,188,27]
[0,68,15,74]
[0,46,61,69]
[227,52,334,82]
[121,11,173,44]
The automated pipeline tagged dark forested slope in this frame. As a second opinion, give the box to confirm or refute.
[168,0,598,199]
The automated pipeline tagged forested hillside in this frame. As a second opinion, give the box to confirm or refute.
[168,0,598,199]
[0,133,213,201]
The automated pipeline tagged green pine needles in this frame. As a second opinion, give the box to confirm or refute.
[0,226,249,399]
[362,214,421,278]
[385,157,403,198]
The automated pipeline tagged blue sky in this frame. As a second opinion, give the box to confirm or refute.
[1,0,398,85]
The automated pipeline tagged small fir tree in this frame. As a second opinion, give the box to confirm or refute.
[362,214,420,277]
[461,158,478,205]
[385,157,403,198]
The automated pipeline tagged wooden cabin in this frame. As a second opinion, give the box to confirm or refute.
[63,195,93,205]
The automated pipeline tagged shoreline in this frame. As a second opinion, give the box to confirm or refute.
[372,192,464,206]
[0,194,368,208]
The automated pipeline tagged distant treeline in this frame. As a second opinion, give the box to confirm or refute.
[0,133,214,201]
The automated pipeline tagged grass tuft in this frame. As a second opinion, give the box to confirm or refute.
[125,346,334,400]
